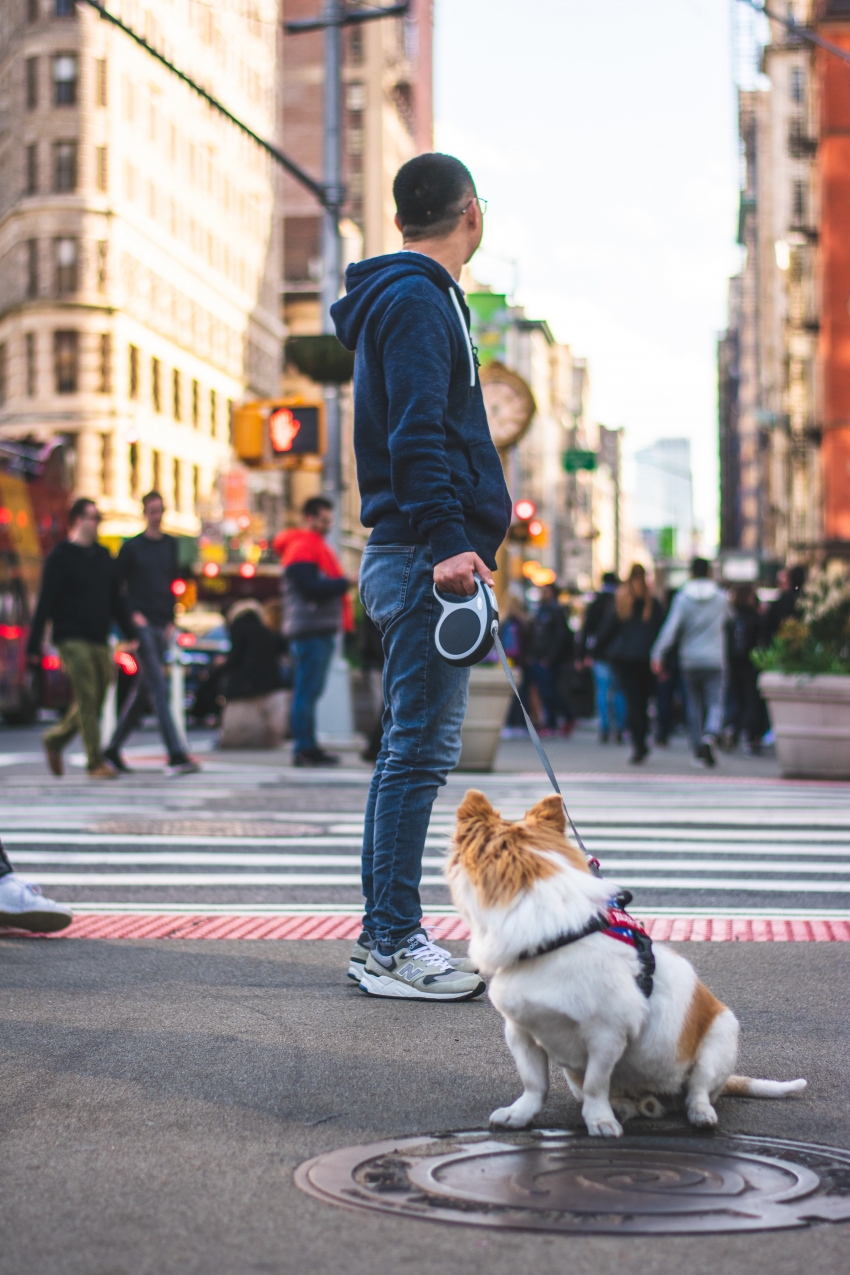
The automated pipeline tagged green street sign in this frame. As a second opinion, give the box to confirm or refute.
[562,449,597,472]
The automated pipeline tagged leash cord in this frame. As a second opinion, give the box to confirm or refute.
[491,631,589,857]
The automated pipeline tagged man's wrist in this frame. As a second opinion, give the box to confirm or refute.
[428,521,473,566]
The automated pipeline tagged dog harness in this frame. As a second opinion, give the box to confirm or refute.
[516,891,655,998]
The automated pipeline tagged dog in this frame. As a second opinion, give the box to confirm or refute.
[446,790,806,1138]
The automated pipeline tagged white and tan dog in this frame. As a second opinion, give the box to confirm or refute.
[446,791,806,1138]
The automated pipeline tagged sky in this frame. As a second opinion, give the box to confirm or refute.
[433,0,745,548]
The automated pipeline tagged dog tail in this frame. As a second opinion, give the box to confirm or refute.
[722,1074,807,1098]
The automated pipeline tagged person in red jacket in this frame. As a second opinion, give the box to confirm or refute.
[273,497,352,766]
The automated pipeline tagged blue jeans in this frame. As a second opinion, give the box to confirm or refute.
[290,635,335,753]
[108,625,185,763]
[683,667,723,752]
[593,660,626,734]
[359,544,469,951]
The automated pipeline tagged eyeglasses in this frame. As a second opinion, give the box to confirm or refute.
[460,196,487,217]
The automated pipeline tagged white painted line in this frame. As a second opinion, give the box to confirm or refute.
[599,859,850,874]
[1,833,444,848]
[47,902,850,919]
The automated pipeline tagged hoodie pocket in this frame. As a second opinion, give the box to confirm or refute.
[359,545,415,631]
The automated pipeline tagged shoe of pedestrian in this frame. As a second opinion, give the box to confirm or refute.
[615,730,625,744]
[44,743,63,777]
[359,930,486,1001]
[629,745,649,764]
[88,762,118,779]
[165,757,201,777]
[720,727,736,753]
[742,739,761,757]
[691,754,707,769]
[347,928,478,983]
[103,747,132,774]
[0,874,73,933]
[294,747,340,767]
[598,730,609,744]
[700,735,717,768]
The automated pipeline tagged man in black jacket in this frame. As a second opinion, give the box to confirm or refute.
[103,491,199,777]
[27,498,131,777]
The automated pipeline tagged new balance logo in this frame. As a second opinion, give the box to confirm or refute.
[396,962,419,982]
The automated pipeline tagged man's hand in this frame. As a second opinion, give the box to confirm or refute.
[131,611,148,629]
[651,658,666,679]
[433,552,494,596]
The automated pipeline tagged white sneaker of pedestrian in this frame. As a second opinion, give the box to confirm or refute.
[0,874,73,933]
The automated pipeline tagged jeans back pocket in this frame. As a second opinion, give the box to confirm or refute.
[359,545,415,631]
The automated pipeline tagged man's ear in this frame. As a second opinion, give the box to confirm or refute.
[526,794,566,833]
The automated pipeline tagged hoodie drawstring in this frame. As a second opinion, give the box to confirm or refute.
[449,287,476,390]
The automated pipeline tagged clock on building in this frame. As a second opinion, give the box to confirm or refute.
[479,361,536,450]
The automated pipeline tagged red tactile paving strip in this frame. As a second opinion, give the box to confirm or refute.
[2,914,850,941]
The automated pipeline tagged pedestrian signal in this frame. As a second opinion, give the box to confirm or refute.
[233,399,324,467]
[509,499,538,543]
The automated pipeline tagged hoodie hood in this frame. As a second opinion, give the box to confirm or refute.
[332,252,463,351]
[683,578,720,602]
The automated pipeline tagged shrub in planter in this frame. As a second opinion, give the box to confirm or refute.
[753,569,850,676]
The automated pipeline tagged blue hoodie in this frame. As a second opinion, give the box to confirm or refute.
[331,252,512,568]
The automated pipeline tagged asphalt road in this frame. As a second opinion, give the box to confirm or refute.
[1,937,848,1275]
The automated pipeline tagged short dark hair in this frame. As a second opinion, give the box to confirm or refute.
[691,557,710,579]
[302,495,333,519]
[789,564,807,590]
[602,571,619,586]
[393,153,476,241]
[68,497,96,527]
[142,490,163,509]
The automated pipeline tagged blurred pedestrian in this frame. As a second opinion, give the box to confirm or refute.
[26,498,133,779]
[723,585,764,755]
[0,839,72,932]
[218,599,289,749]
[654,587,686,746]
[652,557,728,768]
[529,584,575,735]
[273,496,352,767]
[103,491,200,777]
[601,564,663,764]
[761,564,807,647]
[579,571,626,743]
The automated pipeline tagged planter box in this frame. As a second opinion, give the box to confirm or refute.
[759,671,850,779]
[219,690,290,749]
[458,664,514,772]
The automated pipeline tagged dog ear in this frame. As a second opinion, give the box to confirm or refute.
[526,794,566,832]
[457,790,495,828]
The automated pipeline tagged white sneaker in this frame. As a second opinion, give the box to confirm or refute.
[0,874,73,933]
[359,930,485,1001]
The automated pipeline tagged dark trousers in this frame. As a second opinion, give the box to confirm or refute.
[725,660,763,744]
[530,660,573,729]
[108,625,185,762]
[616,660,655,753]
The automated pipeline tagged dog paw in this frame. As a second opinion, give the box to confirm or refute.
[489,1103,535,1129]
[687,1101,718,1127]
[585,1114,623,1138]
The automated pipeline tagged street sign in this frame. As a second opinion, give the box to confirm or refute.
[563,449,597,472]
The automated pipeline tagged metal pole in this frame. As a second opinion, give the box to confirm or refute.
[321,0,343,552]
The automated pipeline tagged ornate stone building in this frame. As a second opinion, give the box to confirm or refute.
[0,0,284,540]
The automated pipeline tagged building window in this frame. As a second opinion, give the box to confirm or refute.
[25,333,36,397]
[172,368,181,420]
[129,344,139,399]
[193,464,199,511]
[28,0,39,22]
[26,239,38,298]
[101,432,111,495]
[0,344,7,406]
[152,449,161,492]
[191,379,199,427]
[129,442,139,498]
[96,240,107,292]
[54,330,78,393]
[26,143,38,194]
[26,58,38,110]
[173,458,181,512]
[99,334,111,393]
[790,66,806,104]
[792,179,807,223]
[349,24,364,64]
[227,399,233,444]
[151,357,161,411]
[52,55,77,107]
[53,140,77,191]
[96,58,107,107]
[54,236,77,294]
[54,0,75,15]
[96,145,107,192]
[209,387,217,436]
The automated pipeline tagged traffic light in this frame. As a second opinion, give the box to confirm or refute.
[508,499,537,543]
[233,399,325,467]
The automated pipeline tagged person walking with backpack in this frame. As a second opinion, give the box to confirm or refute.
[651,557,728,767]
[332,152,511,1000]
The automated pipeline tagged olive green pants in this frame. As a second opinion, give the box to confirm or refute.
[44,640,113,771]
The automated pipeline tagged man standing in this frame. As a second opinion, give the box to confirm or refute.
[27,498,130,778]
[579,571,626,744]
[332,153,512,1000]
[651,557,727,767]
[272,496,352,767]
[103,491,199,777]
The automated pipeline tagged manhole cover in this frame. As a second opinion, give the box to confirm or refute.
[90,820,319,837]
[295,1130,850,1235]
